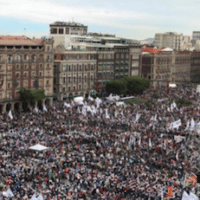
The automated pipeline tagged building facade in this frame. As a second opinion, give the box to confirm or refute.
[141,49,191,87]
[154,32,191,51]
[54,47,97,100]
[50,21,88,48]
[0,36,54,113]
[53,44,142,100]
[190,51,200,82]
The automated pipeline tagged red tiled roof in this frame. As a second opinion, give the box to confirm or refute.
[0,36,44,46]
[142,47,160,54]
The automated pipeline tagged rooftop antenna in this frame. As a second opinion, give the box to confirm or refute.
[72,18,74,23]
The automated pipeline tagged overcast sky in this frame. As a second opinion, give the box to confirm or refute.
[0,0,200,40]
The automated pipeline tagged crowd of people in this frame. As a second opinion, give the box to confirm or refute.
[0,84,200,199]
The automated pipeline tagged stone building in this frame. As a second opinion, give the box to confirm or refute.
[0,36,54,113]
[141,48,191,87]
[190,51,200,82]
[54,46,97,100]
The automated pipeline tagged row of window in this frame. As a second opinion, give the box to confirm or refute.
[14,71,50,78]
[6,64,50,71]
[62,85,89,92]
[62,64,95,71]
[6,80,50,89]
[61,75,94,84]
[63,54,95,60]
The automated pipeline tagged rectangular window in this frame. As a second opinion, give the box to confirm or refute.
[79,76,81,82]
[74,77,76,83]
[85,76,87,82]
[79,65,82,71]
[66,28,69,34]
[68,77,71,83]
[51,28,57,34]
[79,85,81,90]
[59,28,64,34]
[69,65,71,71]
[68,87,70,91]
[63,77,65,84]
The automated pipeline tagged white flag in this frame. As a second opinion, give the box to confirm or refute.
[88,95,94,101]
[34,106,39,113]
[3,188,14,197]
[64,102,71,108]
[8,110,13,120]
[149,138,152,148]
[31,193,44,200]
[182,191,198,200]
[43,104,47,112]
[190,118,195,130]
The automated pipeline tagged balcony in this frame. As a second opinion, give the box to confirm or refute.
[46,59,52,63]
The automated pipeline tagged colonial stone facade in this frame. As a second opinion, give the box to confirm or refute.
[141,51,191,87]
[0,36,54,113]
[54,46,97,100]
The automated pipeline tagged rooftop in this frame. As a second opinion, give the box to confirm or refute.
[0,36,43,46]
[50,21,87,27]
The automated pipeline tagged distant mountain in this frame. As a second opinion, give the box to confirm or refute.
[140,38,155,44]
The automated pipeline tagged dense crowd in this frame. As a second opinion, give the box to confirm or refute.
[0,84,200,199]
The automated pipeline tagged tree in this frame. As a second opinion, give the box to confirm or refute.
[124,76,150,94]
[19,88,46,107]
[105,79,127,95]
[105,76,150,95]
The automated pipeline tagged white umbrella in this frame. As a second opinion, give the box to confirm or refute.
[29,144,49,151]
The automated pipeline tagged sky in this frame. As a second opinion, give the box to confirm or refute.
[0,0,200,40]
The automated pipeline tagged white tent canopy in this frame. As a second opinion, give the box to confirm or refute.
[116,101,125,106]
[29,144,49,151]
[169,83,176,88]
[74,96,84,103]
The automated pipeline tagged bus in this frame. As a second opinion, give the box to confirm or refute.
[119,96,135,102]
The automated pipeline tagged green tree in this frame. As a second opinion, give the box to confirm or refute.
[105,79,127,95]
[19,88,46,106]
[124,76,150,94]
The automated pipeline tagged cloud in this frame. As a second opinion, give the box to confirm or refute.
[0,0,149,23]
[0,0,155,34]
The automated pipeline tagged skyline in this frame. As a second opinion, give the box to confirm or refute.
[0,0,200,40]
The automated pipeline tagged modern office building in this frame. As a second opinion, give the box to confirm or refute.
[154,32,191,51]
[50,21,88,48]
[0,36,54,112]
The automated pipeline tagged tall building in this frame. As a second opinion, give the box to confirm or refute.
[54,47,97,100]
[53,43,142,100]
[192,31,200,40]
[0,36,54,112]
[141,48,191,87]
[154,32,191,51]
[190,51,200,82]
[50,21,88,48]
[51,21,142,100]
